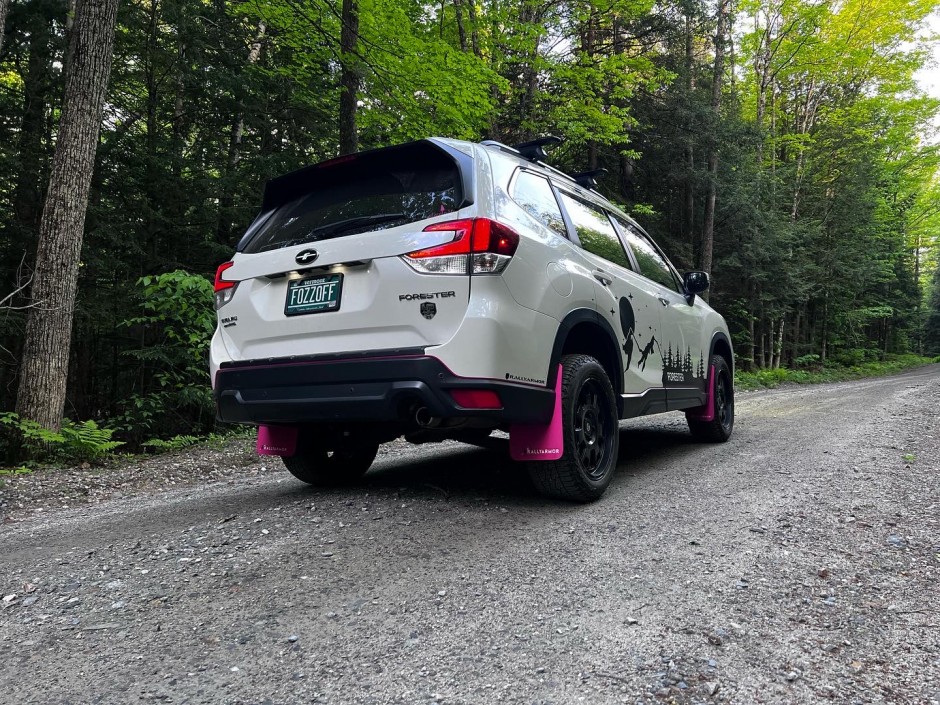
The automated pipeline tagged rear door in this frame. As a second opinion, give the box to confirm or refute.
[216,141,477,362]
[555,191,665,403]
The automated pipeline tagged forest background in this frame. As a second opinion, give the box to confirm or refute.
[1,0,939,452]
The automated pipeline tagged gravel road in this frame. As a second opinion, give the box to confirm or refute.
[1,366,938,705]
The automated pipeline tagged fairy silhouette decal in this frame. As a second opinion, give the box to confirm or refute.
[618,296,637,368]
[619,294,663,373]
[637,335,659,370]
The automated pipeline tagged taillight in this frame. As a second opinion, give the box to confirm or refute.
[403,218,520,275]
[214,261,238,309]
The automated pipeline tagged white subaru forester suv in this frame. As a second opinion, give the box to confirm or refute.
[210,137,734,502]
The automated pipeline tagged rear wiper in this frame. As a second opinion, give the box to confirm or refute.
[314,212,408,238]
[257,213,408,253]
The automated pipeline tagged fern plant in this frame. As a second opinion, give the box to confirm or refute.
[0,413,123,465]
[141,434,201,451]
[58,420,124,462]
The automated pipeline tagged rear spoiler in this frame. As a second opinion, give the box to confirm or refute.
[236,139,476,252]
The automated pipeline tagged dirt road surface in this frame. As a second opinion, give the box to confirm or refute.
[1,366,938,705]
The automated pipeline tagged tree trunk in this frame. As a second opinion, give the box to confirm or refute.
[15,0,119,431]
[11,13,55,244]
[339,0,360,155]
[792,309,801,364]
[773,318,784,369]
[581,14,597,169]
[753,7,772,166]
[466,0,480,57]
[454,0,468,52]
[699,0,729,298]
[0,0,9,54]
[747,280,757,370]
[217,22,266,244]
[683,12,695,248]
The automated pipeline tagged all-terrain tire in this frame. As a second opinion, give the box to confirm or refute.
[528,354,619,502]
[687,354,734,442]
[282,435,379,486]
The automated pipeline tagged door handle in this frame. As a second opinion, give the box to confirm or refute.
[658,297,669,306]
[593,271,613,286]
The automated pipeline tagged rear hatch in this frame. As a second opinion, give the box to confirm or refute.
[216,140,477,362]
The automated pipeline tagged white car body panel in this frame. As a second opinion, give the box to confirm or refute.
[427,275,559,384]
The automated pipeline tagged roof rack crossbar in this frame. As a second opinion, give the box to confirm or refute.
[571,168,608,190]
[512,136,562,162]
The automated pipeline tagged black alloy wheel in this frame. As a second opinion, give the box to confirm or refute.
[527,354,620,502]
[282,429,379,486]
[715,364,734,434]
[687,354,734,442]
[574,378,614,480]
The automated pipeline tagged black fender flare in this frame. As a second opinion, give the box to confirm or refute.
[709,331,734,376]
[546,308,624,398]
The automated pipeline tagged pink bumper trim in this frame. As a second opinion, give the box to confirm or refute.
[509,365,564,462]
[257,425,298,456]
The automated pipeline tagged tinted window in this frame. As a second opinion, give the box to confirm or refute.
[510,171,567,236]
[618,220,681,292]
[558,193,631,270]
[245,147,461,253]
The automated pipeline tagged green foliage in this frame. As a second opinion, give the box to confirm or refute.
[116,271,215,442]
[735,354,936,390]
[0,413,124,465]
[140,427,253,453]
[793,354,821,368]
[0,466,33,476]
[926,265,940,355]
[1,411,66,449]
[141,434,201,452]
[59,420,125,461]
[736,367,791,389]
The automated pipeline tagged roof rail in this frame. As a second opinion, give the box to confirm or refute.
[479,139,519,156]
[477,136,579,187]
[571,168,607,190]
[512,136,562,162]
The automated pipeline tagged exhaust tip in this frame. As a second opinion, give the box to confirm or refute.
[414,407,442,428]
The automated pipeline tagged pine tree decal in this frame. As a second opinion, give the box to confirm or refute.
[698,353,705,379]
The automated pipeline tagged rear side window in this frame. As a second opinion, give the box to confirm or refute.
[244,144,462,253]
[619,221,682,292]
[510,171,567,236]
[558,193,632,270]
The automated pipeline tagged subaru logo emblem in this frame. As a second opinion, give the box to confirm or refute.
[295,249,319,265]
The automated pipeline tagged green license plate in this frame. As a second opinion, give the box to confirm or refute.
[285,274,343,316]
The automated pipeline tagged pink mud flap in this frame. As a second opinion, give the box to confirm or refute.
[256,425,298,456]
[510,365,564,461]
[687,364,716,422]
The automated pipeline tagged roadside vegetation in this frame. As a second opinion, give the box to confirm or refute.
[1,0,939,465]
[735,354,940,390]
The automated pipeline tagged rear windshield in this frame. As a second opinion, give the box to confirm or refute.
[244,144,463,254]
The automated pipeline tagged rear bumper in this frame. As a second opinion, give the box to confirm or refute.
[214,354,554,425]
